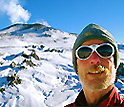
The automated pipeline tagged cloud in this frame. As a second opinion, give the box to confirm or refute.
[0,0,31,24]
[36,19,51,27]
[42,20,51,27]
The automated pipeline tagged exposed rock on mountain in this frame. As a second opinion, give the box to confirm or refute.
[7,73,22,86]
[117,62,124,76]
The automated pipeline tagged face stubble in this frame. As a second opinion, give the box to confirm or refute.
[78,64,116,91]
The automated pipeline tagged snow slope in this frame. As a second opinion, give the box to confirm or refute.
[0,24,123,107]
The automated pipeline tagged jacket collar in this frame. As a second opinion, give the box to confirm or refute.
[75,87,115,106]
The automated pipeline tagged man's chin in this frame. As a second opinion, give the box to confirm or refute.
[83,81,114,91]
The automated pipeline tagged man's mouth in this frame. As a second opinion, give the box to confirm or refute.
[88,70,104,74]
[88,65,106,74]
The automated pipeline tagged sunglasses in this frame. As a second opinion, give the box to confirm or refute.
[76,43,115,60]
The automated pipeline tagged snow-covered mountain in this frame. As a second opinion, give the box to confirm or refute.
[0,23,123,107]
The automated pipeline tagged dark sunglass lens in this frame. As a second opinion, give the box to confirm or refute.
[97,45,113,57]
[77,47,92,59]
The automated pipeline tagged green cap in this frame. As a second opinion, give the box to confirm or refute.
[73,23,119,74]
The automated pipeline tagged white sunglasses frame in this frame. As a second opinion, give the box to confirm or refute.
[76,43,115,60]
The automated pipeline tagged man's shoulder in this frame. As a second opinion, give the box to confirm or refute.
[64,102,76,107]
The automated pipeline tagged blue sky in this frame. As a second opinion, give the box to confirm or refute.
[0,0,124,43]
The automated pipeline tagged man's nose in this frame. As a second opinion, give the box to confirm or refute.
[90,52,101,65]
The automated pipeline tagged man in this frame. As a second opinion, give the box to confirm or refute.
[65,24,124,106]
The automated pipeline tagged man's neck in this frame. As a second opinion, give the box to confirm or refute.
[83,84,114,106]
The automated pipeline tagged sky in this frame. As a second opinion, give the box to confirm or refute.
[0,0,124,43]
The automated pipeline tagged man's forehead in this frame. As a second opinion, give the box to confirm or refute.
[81,39,106,46]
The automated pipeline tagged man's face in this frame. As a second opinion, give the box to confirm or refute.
[77,39,116,90]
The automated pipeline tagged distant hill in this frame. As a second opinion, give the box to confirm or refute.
[0,23,123,107]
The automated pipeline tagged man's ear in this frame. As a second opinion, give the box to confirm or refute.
[76,64,79,75]
[76,59,78,75]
